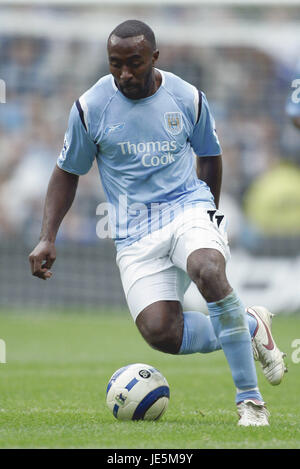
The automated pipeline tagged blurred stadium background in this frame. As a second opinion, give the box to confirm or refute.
[0,0,300,314]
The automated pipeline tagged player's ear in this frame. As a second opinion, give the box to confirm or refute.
[152,49,159,65]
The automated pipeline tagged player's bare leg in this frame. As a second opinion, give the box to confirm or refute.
[136,300,184,354]
[187,248,231,302]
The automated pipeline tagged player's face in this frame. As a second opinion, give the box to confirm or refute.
[107,35,159,99]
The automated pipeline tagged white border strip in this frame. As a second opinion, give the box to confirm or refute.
[1,0,300,5]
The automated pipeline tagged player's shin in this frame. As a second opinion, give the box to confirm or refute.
[207,291,263,404]
[178,310,258,355]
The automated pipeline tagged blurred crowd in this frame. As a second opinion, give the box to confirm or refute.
[0,27,299,248]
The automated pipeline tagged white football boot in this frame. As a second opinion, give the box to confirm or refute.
[247,306,287,385]
[237,399,270,426]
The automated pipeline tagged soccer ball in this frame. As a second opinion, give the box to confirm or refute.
[106,363,170,421]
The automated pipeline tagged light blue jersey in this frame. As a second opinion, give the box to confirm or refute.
[57,69,222,250]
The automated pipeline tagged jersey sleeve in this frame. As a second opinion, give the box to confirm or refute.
[189,91,222,157]
[57,101,97,175]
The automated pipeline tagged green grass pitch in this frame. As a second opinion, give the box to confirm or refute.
[0,309,299,449]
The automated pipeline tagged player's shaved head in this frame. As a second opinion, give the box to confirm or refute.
[108,19,157,51]
[107,20,160,100]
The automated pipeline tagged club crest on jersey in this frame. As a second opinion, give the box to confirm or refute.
[164,112,183,135]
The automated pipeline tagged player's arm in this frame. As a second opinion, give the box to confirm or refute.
[190,91,223,208]
[292,116,300,129]
[196,154,222,209]
[29,99,97,280]
[29,166,79,280]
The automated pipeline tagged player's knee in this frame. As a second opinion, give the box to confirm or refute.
[143,323,181,354]
[187,250,229,300]
[136,310,183,354]
[150,331,181,354]
[187,252,221,286]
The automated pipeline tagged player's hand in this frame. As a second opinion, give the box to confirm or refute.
[29,240,56,280]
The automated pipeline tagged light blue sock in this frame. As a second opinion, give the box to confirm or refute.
[179,310,258,355]
[247,313,258,337]
[207,291,263,404]
[179,311,221,354]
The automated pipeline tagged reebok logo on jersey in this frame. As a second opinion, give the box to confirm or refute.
[104,123,125,135]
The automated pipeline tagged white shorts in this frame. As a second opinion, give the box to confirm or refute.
[116,205,230,321]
